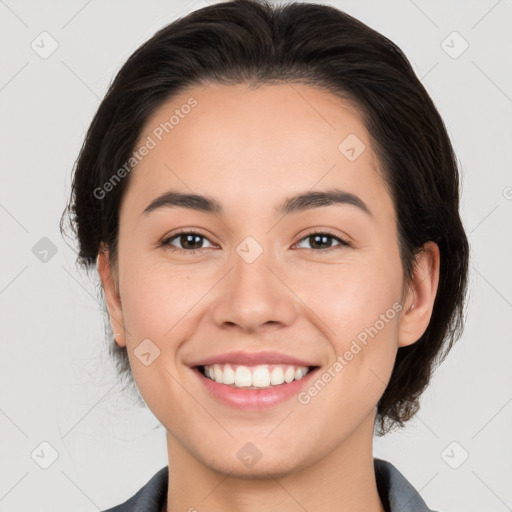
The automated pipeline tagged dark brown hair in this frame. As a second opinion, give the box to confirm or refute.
[60,0,470,435]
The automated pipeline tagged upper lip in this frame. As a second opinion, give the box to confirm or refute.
[189,350,319,368]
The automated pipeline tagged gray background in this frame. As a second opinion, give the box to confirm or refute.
[1,0,511,510]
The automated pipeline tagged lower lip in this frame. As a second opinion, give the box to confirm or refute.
[192,366,320,410]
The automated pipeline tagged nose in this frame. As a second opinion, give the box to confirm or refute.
[210,244,298,333]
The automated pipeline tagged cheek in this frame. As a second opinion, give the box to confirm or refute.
[117,255,207,422]
[294,267,402,426]
[290,254,403,392]
[119,251,209,338]
[292,251,403,336]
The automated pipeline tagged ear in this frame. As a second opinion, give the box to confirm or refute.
[96,244,126,348]
[397,241,440,348]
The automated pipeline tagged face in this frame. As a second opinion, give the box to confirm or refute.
[98,82,438,477]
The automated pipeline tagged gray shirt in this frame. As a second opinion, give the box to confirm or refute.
[102,458,438,512]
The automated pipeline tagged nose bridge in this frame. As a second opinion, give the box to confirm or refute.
[210,235,297,331]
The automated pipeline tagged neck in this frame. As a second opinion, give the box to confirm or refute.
[164,411,385,512]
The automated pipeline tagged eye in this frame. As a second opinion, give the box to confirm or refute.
[295,230,350,251]
[161,228,350,255]
[161,229,215,254]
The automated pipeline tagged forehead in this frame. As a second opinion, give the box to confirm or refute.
[122,82,393,222]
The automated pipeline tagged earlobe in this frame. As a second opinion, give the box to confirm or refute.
[96,246,126,347]
[397,241,440,348]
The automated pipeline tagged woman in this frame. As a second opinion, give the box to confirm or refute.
[60,0,469,510]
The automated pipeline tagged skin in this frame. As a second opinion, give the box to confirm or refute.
[97,82,440,512]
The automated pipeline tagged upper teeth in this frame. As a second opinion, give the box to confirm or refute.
[203,364,310,389]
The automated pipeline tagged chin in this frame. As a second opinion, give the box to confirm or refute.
[204,450,310,480]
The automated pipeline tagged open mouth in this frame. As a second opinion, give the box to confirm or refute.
[196,364,320,390]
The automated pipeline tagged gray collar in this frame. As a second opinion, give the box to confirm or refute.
[374,458,438,512]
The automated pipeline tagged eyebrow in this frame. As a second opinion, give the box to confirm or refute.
[142,188,372,218]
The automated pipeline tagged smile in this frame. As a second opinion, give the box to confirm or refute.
[193,364,321,410]
[199,363,315,389]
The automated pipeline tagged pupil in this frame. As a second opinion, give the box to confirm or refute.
[311,234,330,249]
[182,234,201,249]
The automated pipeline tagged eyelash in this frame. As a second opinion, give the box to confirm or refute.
[161,229,350,255]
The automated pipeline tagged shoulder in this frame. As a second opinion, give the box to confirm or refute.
[101,466,168,512]
[374,458,439,512]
